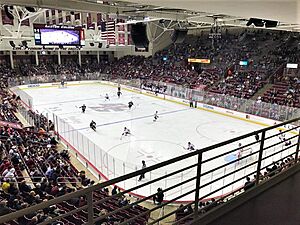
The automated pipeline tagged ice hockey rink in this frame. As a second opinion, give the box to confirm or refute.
[16,81,297,202]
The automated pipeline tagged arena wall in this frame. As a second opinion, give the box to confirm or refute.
[17,80,292,130]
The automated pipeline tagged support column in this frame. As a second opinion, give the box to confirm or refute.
[35,51,39,66]
[125,24,128,46]
[194,151,203,218]
[255,131,266,185]
[58,50,61,65]
[115,27,119,46]
[294,130,300,162]
[78,50,82,66]
[97,50,100,63]
[86,192,94,225]
[9,50,14,69]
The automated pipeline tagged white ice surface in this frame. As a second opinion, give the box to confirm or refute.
[21,83,297,201]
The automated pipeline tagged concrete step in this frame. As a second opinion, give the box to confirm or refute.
[251,83,274,100]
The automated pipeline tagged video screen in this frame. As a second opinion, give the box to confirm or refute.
[34,25,85,46]
[40,29,80,45]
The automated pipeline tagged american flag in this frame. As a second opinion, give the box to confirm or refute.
[100,20,116,44]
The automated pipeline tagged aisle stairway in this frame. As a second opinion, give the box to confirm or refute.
[251,83,274,100]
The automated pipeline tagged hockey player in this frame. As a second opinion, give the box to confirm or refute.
[121,127,131,139]
[279,130,285,142]
[105,94,110,101]
[118,85,121,92]
[128,101,134,109]
[279,130,291,146]
[187,142,195,151]
[117,90,122,98]
[60,80,65,88]
[237,143,244,160]
[153,111,159,122]
[255,133,260,142]
[189,98,194,108]
[79,104,86,113]
[90,120,96,131]
[138,160,146,181]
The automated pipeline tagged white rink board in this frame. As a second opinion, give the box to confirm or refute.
[17,81,298,202]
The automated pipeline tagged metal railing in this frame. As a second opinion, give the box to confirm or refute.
[4,75,300,224]
[0,117,300,225]
[12,78,299,202]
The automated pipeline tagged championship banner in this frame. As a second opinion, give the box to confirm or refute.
[188,58,211,64]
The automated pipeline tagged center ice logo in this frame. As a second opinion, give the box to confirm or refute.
[90,103,128,112]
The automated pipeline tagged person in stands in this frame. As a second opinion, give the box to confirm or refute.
[243,176,255,191]
[153,188,164,205]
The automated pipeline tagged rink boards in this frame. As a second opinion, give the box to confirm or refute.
[12,80,298,202]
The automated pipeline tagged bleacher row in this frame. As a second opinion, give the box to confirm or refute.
[262,80,300,108]
[0,31,299,224]
[2,30,300,108]
[0,86,150,224]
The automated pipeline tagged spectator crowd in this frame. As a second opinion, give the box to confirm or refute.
[0,28,300,225]
[0,75,149,224]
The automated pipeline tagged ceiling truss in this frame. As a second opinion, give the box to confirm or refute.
[0,0,300,32]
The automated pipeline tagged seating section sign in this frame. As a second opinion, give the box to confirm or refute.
[187,58,211,64]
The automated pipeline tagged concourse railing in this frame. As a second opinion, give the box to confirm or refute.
[0,117,300,225]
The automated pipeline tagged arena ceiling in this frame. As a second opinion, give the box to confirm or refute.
[1,0,300,31]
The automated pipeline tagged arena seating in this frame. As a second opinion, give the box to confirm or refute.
[208,70,267,98]
[0,86,150,224]
[262,79,300,108]
[1,31,300,108]
[105,31,300,101]
[174,157,295,224]
[0,30,300,224]
[19,64,53,77]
